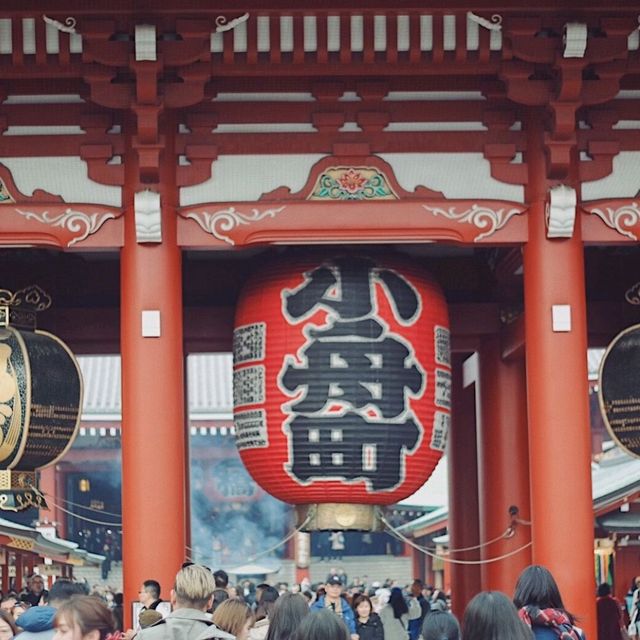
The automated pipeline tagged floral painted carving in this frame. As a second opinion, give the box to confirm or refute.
[0,179,14,204]
[309,167,398,201]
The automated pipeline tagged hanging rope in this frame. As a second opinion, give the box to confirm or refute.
[48,498,122,527]
[377,509,532,566]
[422,526,515,554]
[383,505,528,555]
[43,493,122,518]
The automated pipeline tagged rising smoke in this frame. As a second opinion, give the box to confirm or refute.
[188,435,292,571]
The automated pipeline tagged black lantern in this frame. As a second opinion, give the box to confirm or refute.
[598,324,640,458]
[0,286,83,511]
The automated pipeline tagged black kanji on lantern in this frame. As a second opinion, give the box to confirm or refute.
[287,414,420,491]
[280,257,425,491]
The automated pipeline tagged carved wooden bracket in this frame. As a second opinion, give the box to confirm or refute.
[500,15,634,180]
[546,185,577,238]
[135,190,162,243]
[0,165,123,248]
[79,17,213,187]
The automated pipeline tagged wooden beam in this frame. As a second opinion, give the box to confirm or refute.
[38,300,638,355]
[1,0,636,13]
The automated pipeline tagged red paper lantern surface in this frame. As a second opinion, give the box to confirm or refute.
[233,254,450,505]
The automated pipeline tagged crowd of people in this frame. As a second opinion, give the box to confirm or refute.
[0,563,632,640]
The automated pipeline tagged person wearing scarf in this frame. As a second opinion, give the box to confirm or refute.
[519,605,583,640]
[514,565,585,640]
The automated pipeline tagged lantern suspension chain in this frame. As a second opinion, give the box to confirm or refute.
[47,498,122,526]
[377,509,533,566]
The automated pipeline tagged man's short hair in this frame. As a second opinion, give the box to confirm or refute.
[211,588,229,613]
[213,570,228,589]
[258,586,279,604]
[143,580,161,600]
[174,564,216,609]
[48,580,89,605]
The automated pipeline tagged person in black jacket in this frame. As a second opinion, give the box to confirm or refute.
[353,594,384,640]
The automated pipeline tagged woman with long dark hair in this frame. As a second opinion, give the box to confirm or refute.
[421,610,460,640]
[250,586,279,640]
[379,588,408,640]
[514,565,583,640]
[352,594,384,640]
[265,593,309,640]
[463,591,532,640]
[292,609,349,640]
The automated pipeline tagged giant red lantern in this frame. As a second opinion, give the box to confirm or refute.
[233,254,450,529]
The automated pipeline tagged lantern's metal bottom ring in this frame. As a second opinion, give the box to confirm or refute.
[296,503,381,532]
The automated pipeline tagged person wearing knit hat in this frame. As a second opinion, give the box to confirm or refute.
[138,611,163,629]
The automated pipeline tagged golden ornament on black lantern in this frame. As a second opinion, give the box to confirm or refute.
[0,286,83,511]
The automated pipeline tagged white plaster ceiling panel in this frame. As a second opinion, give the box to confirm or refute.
[179,154,324,205]
[380,153,525,202]
[3,94,84,104]
[1,157,122,206]
[581,152,640,200]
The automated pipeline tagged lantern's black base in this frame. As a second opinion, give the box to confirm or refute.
[296,503,382,532]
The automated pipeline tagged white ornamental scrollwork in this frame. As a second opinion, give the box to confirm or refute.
[590,203,640,241]
[186,206,285,245]
[422,204,521,241]
[14,208,116,246]
[467,12,503,31]
[42,15,77,34]
[215,13,250,33]
[625,282,640,305]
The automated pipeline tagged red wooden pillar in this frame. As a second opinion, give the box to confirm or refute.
[412,546,423,582]
[447,354,481,619]
[39,466,60,531]
[14,553,23,591]
[55,468,68,540]
[294,532,311,584]
[1,546,8,593]
[476,336,531,593]
[523,112,595,638]
[38,465,67,539]
[121,115,186,626]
